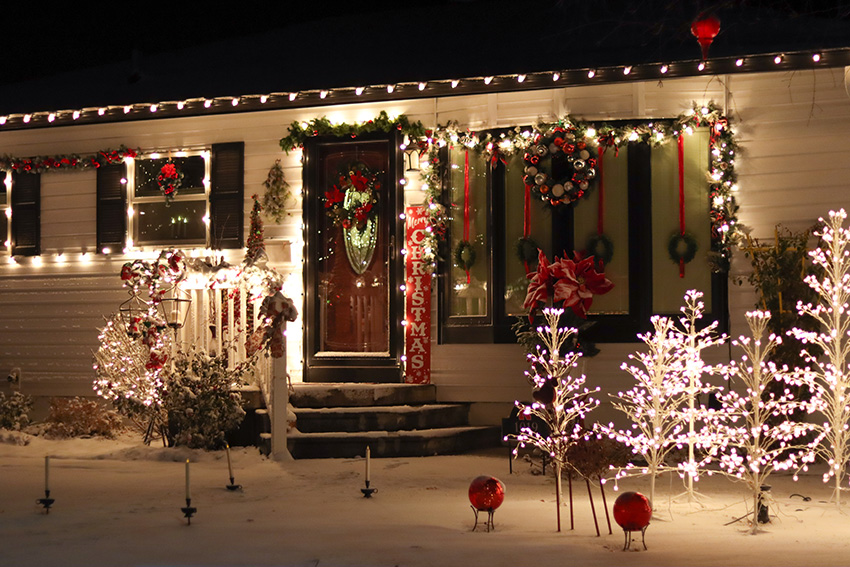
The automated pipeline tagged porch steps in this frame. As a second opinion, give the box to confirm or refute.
[287,383,500,459]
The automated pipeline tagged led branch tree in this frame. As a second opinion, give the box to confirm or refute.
[603,314,688,510]
[509,308,600,532]
[702,310,816,533]
[674,289,726,502]
[791,208,850,505]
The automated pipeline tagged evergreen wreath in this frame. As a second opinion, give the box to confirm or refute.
[454,240,476,272]
[515,237,540,265]
[523,125,597,208]
[585,233,614,267]
[668,232,699,264]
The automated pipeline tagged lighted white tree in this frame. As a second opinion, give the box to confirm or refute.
[509,308,599,532]
[93,312,171,442]
[701,310,816,533]
[602,314,688,510]
[790,208,850,505]
[673,289,726,502]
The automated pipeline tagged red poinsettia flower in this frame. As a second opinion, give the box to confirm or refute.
[350,170,369,191]
[324,185,345,208]
[568,252,614,317]
[523,249,553,314]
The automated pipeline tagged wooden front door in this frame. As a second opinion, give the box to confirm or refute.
[303,134,403,382]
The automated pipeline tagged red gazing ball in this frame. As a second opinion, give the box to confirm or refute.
[468,476,505,511]
[613,491,652,531]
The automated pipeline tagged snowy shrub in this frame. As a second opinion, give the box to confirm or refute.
[0,391,33,430]
[162,347,249,450]
[44,397,123,439]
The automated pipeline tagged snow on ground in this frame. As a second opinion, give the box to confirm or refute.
[1,431,849,567]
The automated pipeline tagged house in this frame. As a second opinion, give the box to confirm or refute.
[1,3,849,457]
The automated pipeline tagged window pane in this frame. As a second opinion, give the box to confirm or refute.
[651,129,712,312]
[135,156,205,197]
[449,149,488,317]
[503,153,552,317]
[136,200,206,245]
[573,146,630,315]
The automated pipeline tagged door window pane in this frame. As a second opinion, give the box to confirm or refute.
[449,149,488,317]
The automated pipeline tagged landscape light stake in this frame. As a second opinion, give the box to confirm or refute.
[361,479,377,498]
[36,490,55,514]
[181,498,197,525]
[225,444,242,491]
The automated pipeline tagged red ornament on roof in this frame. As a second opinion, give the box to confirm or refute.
[691,13,721,60]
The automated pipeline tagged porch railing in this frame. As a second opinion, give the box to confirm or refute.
[174,283,290,459]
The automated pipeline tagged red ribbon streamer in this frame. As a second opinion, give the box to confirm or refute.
[597,148,605,235]
[463,149,470,284]
[677,134,686,278]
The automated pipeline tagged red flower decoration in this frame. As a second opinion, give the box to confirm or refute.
[324,186,345,208]
[523,249,613,320]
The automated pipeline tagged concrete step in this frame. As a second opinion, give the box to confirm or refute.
[287,425,502,459]
[291,383,436,408]
[293,403,469,433]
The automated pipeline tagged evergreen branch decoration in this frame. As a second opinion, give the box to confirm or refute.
[261,159,292,224]
[0,145,139,174]
[279,111,427,154]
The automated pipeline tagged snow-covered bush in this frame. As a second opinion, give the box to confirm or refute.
[0,391,33,430]
[44,397,123,439]
[162,347,250,450]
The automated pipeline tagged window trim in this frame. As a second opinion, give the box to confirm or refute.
[126,150,211,249]
[0,171,9,253]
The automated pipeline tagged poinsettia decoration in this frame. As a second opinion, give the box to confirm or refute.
[157,160,184,203]
[323,161,381,230]
[523,249,614,321]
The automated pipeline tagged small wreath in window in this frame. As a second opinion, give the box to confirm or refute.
[522,125,597,209]
[157,161,184,204]
[515,237,540,265]
[668,232,698,265]
[454,240,477,272]
[585,233,614,268]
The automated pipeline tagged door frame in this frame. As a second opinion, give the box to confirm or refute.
[302,132,404,383]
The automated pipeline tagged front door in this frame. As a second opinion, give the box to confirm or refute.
[303,134,403,382]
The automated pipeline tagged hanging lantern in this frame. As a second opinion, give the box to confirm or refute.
[119,292,151,337]
[403,139,422,172]
[157,285,192,329]
[691,14,721,60]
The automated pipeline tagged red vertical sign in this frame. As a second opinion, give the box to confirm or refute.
[404,206,432,384]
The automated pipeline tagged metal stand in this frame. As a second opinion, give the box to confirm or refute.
[36,490,55,514]
[471,506,496,532]
[226,476,242,491]
[622,526,648,551]
[757,484,771,524]
[360,480,377,498]
[181,498,197,525]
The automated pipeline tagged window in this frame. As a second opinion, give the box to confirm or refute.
[440,127,726,344]
[127,152,210,248]
[96,142,244,253]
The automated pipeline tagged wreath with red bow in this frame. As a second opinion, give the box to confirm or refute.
[157,161,184,204]
[323,161,381,230]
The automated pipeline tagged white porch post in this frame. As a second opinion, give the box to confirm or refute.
[271,322,292,460]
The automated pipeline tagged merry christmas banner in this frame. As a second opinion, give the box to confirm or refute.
[404,206,432,384]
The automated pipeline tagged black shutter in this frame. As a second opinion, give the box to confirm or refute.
[210,142,244,249]
[97,163,127,252]
[11,172,40,256]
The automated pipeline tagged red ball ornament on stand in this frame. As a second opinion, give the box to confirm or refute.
[691,13,721,60]
[468,476,505,532]
[613,491,652,550]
